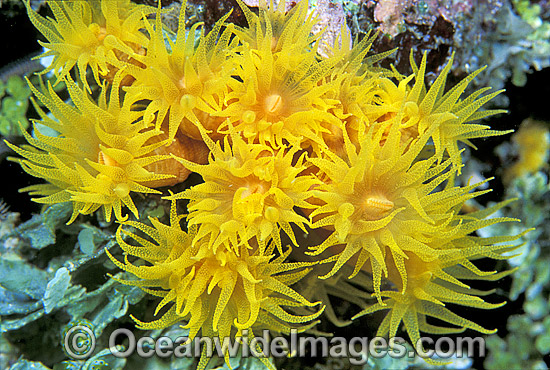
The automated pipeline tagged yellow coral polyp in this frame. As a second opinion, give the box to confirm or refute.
[352,225,528,364]
[26,0,153,92]
[167,125,318,253]
[306,121,504,299]
[5,73,174,223]
[504,118,550,182]
[107,200,323,370]
[124,0,236,140]
[217,0,341,148]
[373,52,511,171]
[234,0,319,54]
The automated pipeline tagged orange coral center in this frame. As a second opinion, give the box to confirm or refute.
[271,36,279,51]
[264,94,283,115]
[362,195,394,221]
[89,23,107,42]
[98,151,118,167]
[241,180,268,198]
[177,77,187,90]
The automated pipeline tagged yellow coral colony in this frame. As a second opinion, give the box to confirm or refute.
[504,118,550,182]
[10,0,529,368]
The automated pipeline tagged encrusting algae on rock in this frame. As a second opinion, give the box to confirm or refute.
[6,0,530,368]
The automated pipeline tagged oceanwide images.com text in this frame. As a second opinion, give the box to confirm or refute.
[64,325,486,364]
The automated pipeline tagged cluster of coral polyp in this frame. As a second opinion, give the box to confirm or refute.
[8,0,527,368]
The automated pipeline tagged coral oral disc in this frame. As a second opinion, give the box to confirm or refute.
[264,93,284,115]
[98,151,118,167]
[241,181,267,198]
[362,195,394,220]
